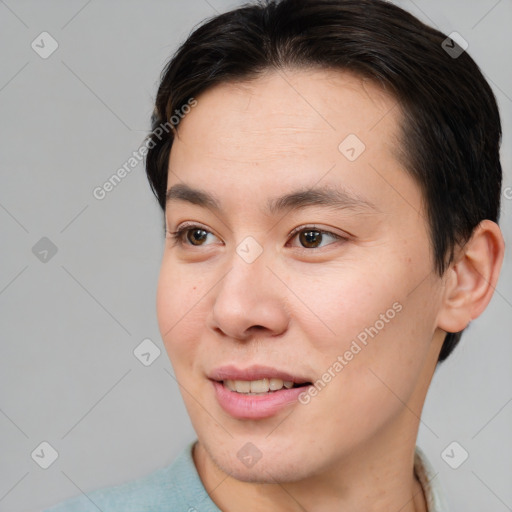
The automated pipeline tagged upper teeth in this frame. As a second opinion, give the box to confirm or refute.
[223,378,294,393]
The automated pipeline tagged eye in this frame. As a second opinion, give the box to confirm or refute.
[167,224,220,247]
[288,227,344,249]
[167,224,346,250]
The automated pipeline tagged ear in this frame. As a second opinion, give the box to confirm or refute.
[437,220,505,333]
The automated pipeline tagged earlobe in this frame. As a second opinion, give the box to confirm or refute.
[437,220,505,334]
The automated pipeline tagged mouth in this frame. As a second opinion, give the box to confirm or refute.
[208,365,313,419]
[221,378,311,395]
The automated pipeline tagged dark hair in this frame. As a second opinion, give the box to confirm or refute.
[145,0,502,363]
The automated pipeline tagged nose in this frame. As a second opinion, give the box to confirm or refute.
[208,250,289,341]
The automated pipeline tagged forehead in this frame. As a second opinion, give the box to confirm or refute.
[167,68,419,221]
[172,68,401,162]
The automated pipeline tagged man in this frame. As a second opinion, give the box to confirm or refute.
[45,0,504,510]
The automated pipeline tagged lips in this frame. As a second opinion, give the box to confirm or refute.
[208,364,311,385]
[208,365,313,419]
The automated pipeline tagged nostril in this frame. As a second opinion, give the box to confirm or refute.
[246,325,267,334]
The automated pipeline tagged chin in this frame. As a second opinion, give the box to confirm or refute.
[200,434,325,484]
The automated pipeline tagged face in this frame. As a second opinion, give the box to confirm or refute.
[157,68,446,483]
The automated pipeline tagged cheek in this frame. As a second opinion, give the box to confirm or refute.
[291,271,439,447]
[286,260,404,351]
[156,260,205,365]
[290,258,439,390]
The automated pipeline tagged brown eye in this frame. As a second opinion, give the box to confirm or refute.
[299,230,323,248]
[288,226,345,250]
[168,224,220,248]
[187,228,209,246]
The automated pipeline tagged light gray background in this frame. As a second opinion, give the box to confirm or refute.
[0,0,511,510]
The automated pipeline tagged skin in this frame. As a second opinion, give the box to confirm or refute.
[156,68,504,512]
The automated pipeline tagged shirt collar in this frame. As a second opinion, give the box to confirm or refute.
[414,445,451,512]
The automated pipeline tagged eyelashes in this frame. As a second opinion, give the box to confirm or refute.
[167,223,347,250]
[167,225,215,247]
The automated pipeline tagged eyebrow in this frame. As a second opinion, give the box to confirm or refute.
[165,183,378,215]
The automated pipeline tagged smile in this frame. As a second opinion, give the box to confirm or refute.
[222,378,307,394]
[209,366,313,419]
